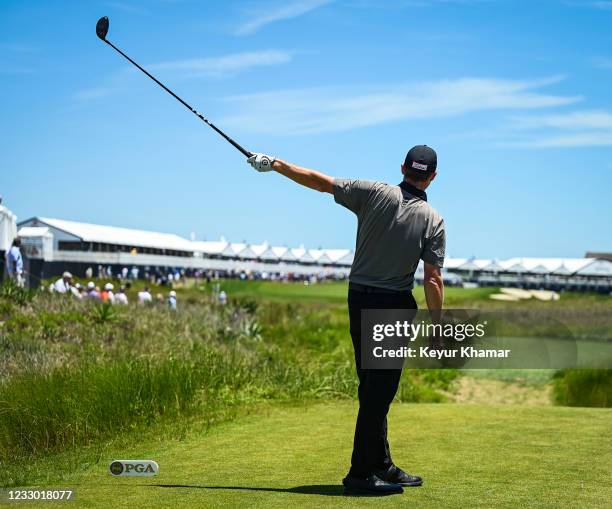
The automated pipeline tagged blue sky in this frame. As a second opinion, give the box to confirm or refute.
[1,0,611,258]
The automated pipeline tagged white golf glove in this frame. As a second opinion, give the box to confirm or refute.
[247,153,276,172]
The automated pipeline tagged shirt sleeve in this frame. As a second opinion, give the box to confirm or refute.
[422,218,446,267]
[332,178,375,215]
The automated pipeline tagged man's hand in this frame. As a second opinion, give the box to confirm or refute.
[247,153,276,172]
[247,153,334,193]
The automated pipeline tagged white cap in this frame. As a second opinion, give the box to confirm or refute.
[63,271,73,279]
[169,290,176,297]
[104,283,114,291]
[87,281,95,290]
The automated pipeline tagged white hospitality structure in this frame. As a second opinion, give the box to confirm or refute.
[17,217,354,285]
[0,204,18,254]
[14,216,612,293]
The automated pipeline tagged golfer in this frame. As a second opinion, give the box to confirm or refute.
[248,145,445,496]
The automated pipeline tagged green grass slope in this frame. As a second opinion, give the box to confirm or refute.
[12,402,611,509]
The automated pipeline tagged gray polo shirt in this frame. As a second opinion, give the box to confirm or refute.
[333,178,445,291]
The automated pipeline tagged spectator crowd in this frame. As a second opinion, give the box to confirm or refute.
[49,271,179,310]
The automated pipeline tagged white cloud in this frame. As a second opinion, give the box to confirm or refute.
[0,42,38,53]
[219,76,580,135]
[566,0,612,9]
[234,0,333,35]
[104,2,150,14]
[508,110,612,147]
[586,1,612,9]
[511,111,612,130]
[74,50,292,102]
[351,0,489,6]
[73,86,115,102]
[0,67,35,75]
[148,50,293,78]
[397,0,490,5]
[592,57,612,69]
[515,132,612,148]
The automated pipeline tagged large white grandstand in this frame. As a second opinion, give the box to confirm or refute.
[17,217,355,282]
[15,216,612,292]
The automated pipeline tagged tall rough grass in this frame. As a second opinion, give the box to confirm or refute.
[0,284,457,486]
[553,369,612,407]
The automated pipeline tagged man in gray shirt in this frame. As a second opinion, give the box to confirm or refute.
[248,145,445,495]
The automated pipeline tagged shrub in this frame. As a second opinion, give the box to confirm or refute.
[552,369,612,407]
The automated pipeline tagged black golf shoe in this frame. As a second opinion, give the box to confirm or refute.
[375,465,423,487]
[342,474,404,496]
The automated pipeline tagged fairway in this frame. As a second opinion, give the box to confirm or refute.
[203,280,502,306]
[11,402,611,509]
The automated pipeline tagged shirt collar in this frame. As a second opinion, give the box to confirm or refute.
[399,180,428,202]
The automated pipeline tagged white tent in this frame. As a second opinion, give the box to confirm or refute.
[221,242,245,257]
[444,258,467,270]
[192,239,228,257]
[259,245,281,261]
[308,248,334,264]
[528,264,550,274]
[292,247,315,263]
[249,242,269,259]
[477,259,505,272]
[21,217,194,252]
[18,226,54,260]
[236,244,258,259]
[500,259,528,273]
[552,263,572,276]
[323,249,352,265]
[0,205,17,252]
[575,259,612,277]
[279,247,297,262]
[456,258,481,271]
[334,250,355,266]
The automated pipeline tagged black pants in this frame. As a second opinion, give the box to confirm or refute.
[347,288,418,478]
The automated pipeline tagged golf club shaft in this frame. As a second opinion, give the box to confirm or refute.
[102,38,252,158]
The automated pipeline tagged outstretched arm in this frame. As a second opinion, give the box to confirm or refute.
[247,153,334,194]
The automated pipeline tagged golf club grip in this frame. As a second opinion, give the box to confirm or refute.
[104,39,252,158]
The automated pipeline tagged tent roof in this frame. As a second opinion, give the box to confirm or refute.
[192,240,228,255]
[311,249,333,263]
[221,242,246,256]
[259,246,281,260]
[575,259,612,276]
[249,243,269,257]
[18,226,52,238]
[501,257,596,274]
[292,247,315,263]
[444,258,467,269]
[236,245,258,259]
[0,205,18,251]
[279,247,297,261]
[24,217,194,252]
[456,258,481,271]
[334,250,355,265]
[324,249,353,263]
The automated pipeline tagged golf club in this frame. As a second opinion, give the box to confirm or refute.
[95,16,252,158]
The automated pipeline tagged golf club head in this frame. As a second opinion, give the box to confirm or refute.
[96,16,109,40]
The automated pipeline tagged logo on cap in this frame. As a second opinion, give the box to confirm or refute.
[412,161,428,171]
